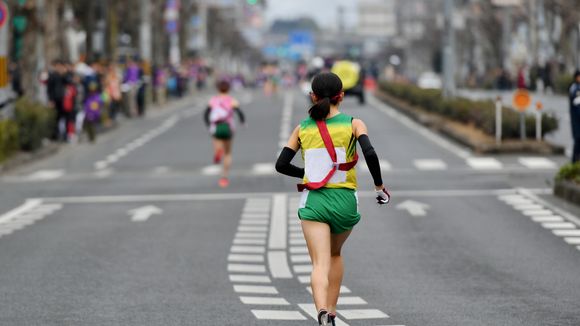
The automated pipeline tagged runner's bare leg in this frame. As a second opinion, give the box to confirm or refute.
[302,220,332,312]
[327,230,351,314]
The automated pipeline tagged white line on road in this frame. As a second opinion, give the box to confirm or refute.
[240,220,269,226]
[233,285,278,294]
[201,165,221,176]
[26,170,65,181]
[229,275,271,283]
[235,233,268,239]
[290,254,311,263]
[466,158,503,170]
[233,238,267,245]
[238,226,268,232]
[413,159,448,170]
[532,216,564,222]
[290,246,309,254]
[252,310,306,320]
[541,222,576,229]
[228,254,264,263]
[0,199,43,225]
[563,237,580,245]
[552,230,580,237]
[518,157,557,169]
[339,309,390,320]
[522,209,554,217]
[517,188,580,227]
[294,265,313,273]
[240,296,290,305]
[298,303,350,326]
[269,194,287,250]
[338,297,368,305]
[231,246,266,254]
[267,251,293,279]
[306,286,352,294]
[252,163,276,175]
[297,275,311,284]
[227,264,266,273]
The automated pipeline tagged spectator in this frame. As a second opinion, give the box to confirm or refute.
[105,63,122,122]
[569,70,580,163]
[46,60,68,141]
[83,81,102,143]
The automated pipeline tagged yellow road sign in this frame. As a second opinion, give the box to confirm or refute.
[331,61,360,90]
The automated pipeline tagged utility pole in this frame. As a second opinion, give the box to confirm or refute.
[442,0,456,98]
[140,0,152,64]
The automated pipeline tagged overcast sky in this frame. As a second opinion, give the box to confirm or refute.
[265,0,358,29]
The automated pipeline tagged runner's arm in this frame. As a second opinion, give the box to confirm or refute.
[203,106,211,127]
[234,107,245,124]
[353,119,384,189]
[275,125,304,178]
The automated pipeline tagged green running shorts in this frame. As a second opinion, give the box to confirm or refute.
[298,188,360,234]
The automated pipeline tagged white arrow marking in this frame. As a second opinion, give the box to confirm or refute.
[396,200,430,217]
[128,205,162,222]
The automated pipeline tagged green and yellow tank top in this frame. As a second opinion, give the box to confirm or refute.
[298,113,357,190]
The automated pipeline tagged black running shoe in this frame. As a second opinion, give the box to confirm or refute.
[328,313,336,326]
[317,309,330,325]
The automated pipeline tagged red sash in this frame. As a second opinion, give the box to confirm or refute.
[297,120,358,192]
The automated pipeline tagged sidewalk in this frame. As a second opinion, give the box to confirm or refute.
[457,89,572,156]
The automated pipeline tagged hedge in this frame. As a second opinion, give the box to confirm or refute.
[556,163,580,184]
[14,97,55,152]
[0,119,19,163]
[379,82,559,139]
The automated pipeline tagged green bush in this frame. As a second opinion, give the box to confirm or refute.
[14,97,55,151]
[379,82,559,139]
[556,163,580,184]
[0,119,19,163]
[555,74,573,95]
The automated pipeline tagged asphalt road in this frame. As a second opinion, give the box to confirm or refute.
[0,89,579,326]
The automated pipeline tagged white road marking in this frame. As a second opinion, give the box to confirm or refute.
[339,309,390,320]
[268,251,293,279]
[153,166,170,174]
[227,264,266,273]
[240,296,290,305]
[306,286,352,294]
[252,310,306,320]
[289,232,304,239]
[228,254,264,263]
[0,199,43,225]
[413,159,448,170]
[294,265,313,273]
[94,161,108,170]
[532,216,564,222]
[94,168,114,179]
[252,163,276,175]
[518,157,557,169]
[297,275,311,284]
[522,209,554,217]
[291,255,311,263]
[396,200,430,217]
[277,92,295,152]
[26,170,65,181]
[563,237,580,245]
[298,303,350,326]
[234,285,278,294]
[128,205,162,222]
[369,95,471,159]
[290,238,307,245]
[269,194,287,250]
[338,297,368,305]
[231,246,266,254]
[229,275,271,283]
[512,204,544,210]
[240,220,269,225]
[235,232,267,239]
[233,238,267,245]
[201,165,221,176]
[241,213,270,219]
[289,225,302,231]
[466,158,503,170]
[380,159,392,171]
[517,188,580,227]
[239,226,268,232]
[290,246,309,254]
[552,230,580,237]
[541,222,576,229]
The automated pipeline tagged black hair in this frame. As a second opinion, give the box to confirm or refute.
[309,72,343,121]
[216,80,231,93]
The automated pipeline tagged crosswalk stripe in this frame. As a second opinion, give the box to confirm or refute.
[339,309,390,320]
[563,237,580,245]
[338,296,368,305]
[235,232,267,239]
[240,296,290,305]
[241,213,270,219]
[26,170,65,181]
[227,264,266,273]
[229,275,271,283]
[294,265,313,273]
[228,254,264,263]
[466,158,503,170]
[234,285,278,294]
[531,216,564,223]
[552,230,580,237]
[290,246,309,254]
[233,238,266,245]
[291,255,311,263]
[413,159,448,170]
[541,222,576,229]
[512,204,544,210]
[240,219,269,225]
[231,246,266,253]
[298,275,311,284]
[289,232,304,239]
[518,157,557,169]
[238,226,268,232]
[290,238,307,245]
[522,209,553,216]
[307,286,352,294]
[251,310,307,320]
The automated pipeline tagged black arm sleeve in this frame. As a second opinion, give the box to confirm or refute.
[234,107,245,124]
[275,147,305,179]
[204,106,211,127]
[358,134,383,187]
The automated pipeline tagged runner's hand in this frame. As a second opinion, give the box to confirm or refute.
[376,188,391,205]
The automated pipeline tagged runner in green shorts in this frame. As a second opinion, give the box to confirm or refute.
[276,72,391,325]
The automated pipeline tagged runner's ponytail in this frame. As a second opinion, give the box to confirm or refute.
[309,72,343,121]
[309,97,331,121]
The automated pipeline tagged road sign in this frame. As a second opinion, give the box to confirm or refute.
[513,89,531,112]
[0,1,7,28]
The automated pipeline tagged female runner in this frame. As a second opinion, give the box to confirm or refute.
[275,72,390,325]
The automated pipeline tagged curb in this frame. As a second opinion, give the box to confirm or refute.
[375,90,565,155]
[554,180,580,206]
[0,142,61,174]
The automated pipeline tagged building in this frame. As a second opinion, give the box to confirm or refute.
[357,0,397,39]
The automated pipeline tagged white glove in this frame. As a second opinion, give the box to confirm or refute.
[573,96,580,106]
[376,188,391,205]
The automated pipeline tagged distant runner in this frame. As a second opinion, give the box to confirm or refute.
[204,80,245,188]
[275,72,390,325]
